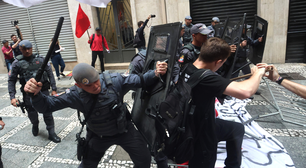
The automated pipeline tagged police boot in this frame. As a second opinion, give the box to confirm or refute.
[48,129,61,143]
[32,124,39,136]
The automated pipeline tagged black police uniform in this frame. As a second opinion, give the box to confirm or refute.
[30,71,159,168]
[8,54,58,137]
[178,43,201,67]
[128,50,147,75]
[231,36,260,78]
[182,23,193,45]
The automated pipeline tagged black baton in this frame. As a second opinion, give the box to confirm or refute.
[29,17,64,97]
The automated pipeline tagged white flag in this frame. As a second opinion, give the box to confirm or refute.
[76,0,111,8]
[3,0,48,8]
[3,0,111,8]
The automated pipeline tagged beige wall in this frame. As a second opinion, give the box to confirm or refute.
[165,0,190,24]
[130,0,167,49]
[258,0,290,63]
[130,0,189,50]
[66,0,100,69]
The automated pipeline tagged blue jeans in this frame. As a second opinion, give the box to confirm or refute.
[137,46,146,52]
[5,58,14,72]
[51,54,65,77]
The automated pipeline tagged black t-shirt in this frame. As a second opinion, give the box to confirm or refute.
[51,43,60,57]
[10,42,22,57]
[185,63,232,153]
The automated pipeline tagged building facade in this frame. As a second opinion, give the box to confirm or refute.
[0,0,304,73]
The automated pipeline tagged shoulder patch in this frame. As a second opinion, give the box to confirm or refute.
[178,55,185,63]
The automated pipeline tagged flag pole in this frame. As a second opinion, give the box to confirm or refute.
[87,30,90,39]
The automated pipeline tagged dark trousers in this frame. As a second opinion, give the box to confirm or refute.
[91,51,105,72]
[78,121,151,168]
[51,54,65,77]
[23,90,55,132]
[189,118,244,168]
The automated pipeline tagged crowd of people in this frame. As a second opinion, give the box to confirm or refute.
[0,14,306,168]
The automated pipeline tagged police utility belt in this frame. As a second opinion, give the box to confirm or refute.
[77,72,129,139]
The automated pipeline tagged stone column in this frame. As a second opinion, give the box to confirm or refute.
[165,0,190,24]
[258,0,290,63]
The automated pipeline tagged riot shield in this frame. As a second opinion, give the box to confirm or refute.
[218,13,246,79]
[131,22,182,151]
[213,17,228,38]
[248,15,268,64]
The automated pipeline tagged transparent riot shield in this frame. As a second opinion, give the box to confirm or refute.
[248,15,268,64]
[131,22,182,151]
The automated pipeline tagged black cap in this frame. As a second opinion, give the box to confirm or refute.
[95,27,101,31]
[2,40,8,44]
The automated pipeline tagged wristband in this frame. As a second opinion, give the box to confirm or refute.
[276,76,284,85]
[0,117,2,120]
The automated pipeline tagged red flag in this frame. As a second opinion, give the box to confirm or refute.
[75,4,91,38]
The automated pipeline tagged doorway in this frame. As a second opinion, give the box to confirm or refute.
[97,0,135,63]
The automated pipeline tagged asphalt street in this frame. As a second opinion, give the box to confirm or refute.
[0,64,305,168]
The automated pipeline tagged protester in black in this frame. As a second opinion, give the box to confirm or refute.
[136,15,152,51]
[185,37,267,168]
[10,25,23,57]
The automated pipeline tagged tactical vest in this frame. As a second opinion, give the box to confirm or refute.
[81,73,128,137]
[183,43,200,62]
[16,54,50,89]
[183,24,193,44]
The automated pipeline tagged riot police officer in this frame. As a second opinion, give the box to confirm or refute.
[182,16,193,45]
[179,23,213,66]
[24,62,168,168]
[207,17,220,39]
[8,40,61,143]
[128,49,147,75]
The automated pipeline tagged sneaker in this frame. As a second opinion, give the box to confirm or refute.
[58,77,60,80]
[60,72,65,77]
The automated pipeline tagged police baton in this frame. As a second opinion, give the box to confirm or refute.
[29,17,64,96]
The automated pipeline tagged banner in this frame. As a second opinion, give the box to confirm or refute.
[215,98,295,168]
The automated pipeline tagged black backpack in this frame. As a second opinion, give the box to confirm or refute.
[133,30,142,48]
[155,65,213,164]
[90,34,104,49]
